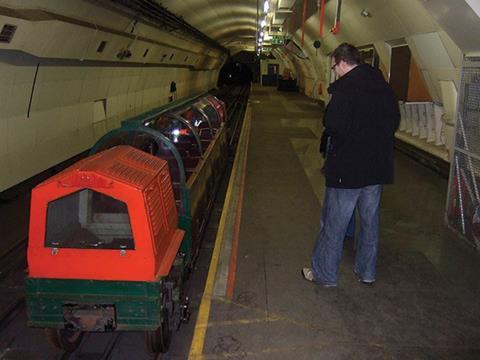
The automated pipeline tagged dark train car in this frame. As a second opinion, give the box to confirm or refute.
[25,93,230,354]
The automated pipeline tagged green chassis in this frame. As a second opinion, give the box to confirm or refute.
[25,278,166,331]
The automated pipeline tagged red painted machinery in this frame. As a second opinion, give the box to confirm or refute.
[26,145,185,353]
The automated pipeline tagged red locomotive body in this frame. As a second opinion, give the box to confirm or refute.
[28,145,184,281]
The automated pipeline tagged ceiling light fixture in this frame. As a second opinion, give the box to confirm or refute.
[264,1,269,13]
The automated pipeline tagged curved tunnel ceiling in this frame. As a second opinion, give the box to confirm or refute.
[159,0,260,52]
[158,0,480,57]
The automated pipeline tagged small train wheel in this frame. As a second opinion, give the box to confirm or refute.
[145,309,171,354]
[45,328,83,353]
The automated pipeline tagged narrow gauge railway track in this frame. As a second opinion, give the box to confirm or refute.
[0,237,27,330]
[0,293,25,333]
[60,332,123,360]
[0,237,27,281]
[215,85,250,150]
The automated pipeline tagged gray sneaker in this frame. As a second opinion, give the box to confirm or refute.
[302,267,315,281]
[302,267,337,287]
[354,271,375,285]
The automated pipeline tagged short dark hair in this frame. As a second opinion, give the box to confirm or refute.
[332,43,361,66]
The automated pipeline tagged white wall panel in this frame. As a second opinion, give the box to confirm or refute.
[0,63,17,85]
[128,73,142,92]
[79,78,101,102]
[389,0,438,34]
[108,95,125,118]
[5,81,32,118]
[34,108,63,144]
[0,1,225,191]
[41,22,93,59]
[420,70,440,102]
[105,113,122,132]
[13,66,37,84]
[75,102,94,130]
[32,80,63,112]
[126,91,137,114]
[61,104,82,132]
[8,143,39,184]
[133,91,144,110]
[58,79,83,106]
[93,121,107,143]
[428,68,462,89]
[143,89,159,107]
[438,31,463,69]
[410,33,454,69]
[421,0,480,54]
[439,80,458,124]
[373,41,392,74]
[77,123,94,147]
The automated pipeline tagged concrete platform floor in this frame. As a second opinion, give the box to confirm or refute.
[194,86,480,359]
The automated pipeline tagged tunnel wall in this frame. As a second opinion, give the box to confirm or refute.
[0,1,225,191]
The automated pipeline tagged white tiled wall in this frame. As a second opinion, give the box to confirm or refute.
[0,63,219,191]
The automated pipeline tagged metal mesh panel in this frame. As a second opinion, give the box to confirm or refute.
[446,60,480,249]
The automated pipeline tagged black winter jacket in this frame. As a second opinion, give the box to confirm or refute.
[324,64,400,188]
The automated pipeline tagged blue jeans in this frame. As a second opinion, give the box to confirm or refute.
[346,212,355,238]
[311,185,382,286]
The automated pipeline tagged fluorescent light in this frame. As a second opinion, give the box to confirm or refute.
[264,1,269,13]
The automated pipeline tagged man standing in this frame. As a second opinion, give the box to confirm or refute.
[302,43,400,287]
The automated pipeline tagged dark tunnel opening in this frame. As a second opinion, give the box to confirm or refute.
[217,51,259,86]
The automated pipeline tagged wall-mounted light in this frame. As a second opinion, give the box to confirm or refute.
[260,31,264,38]
[360,9,372,18]
[264,1,269,13]
[261,19,266,28]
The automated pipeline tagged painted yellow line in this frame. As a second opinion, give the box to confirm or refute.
[188,105,252,359]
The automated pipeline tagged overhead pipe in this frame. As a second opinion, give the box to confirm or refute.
[330,0,342,35]
[318,0,326,37]
[109,0,227,53]
[301,0,308,47]
[290,6,296,35]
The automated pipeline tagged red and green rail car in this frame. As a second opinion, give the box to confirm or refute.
[25,93,229,354]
